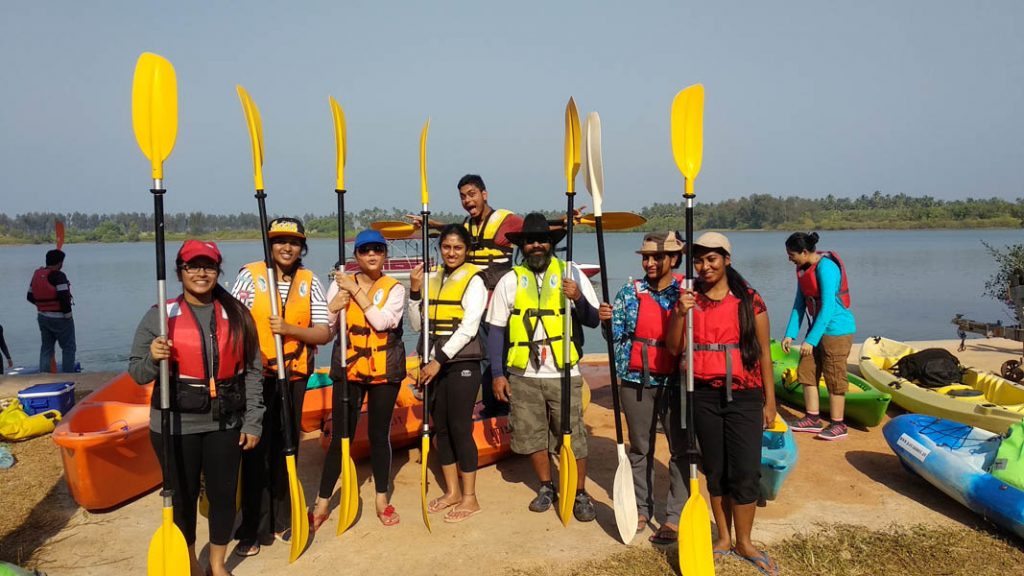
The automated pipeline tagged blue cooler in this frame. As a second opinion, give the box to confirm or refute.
[18,382,76,416]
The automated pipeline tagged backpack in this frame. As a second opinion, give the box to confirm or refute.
[991,422,1024,491]
[892,348,963,388]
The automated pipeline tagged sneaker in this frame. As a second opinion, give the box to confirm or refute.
[573,491,597,522]
[528,484,557,512]
[791,415,825,433]
[816,422,848,441]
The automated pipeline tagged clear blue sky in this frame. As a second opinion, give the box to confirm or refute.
[2,1,1022,217]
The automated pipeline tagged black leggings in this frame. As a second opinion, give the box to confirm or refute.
[319,380,401,497]
[150,428,242,546]
[237,375,306,540]
[692,386,764,505]
[431,361,481,473]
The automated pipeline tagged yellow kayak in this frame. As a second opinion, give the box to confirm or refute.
[859,336,1024,433]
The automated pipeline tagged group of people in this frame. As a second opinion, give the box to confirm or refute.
[125,172,854,576]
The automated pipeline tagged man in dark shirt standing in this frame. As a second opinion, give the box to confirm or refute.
[27,249,76,372]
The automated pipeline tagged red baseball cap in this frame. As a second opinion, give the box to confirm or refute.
[177,240,222,264]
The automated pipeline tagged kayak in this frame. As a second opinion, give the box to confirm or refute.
[760,415,798,501]
[771,340,892,427]
[300,358,421,432]
[883,413,1024,539]
[52,373,160,510]
[860,336,1024,434]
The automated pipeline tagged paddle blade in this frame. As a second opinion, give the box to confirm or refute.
[285,456,309,563]
[679,477,714,576]
[337,439,358,535]
[55,221,65,250]
[420,435,432,532]
[578,212,646,231]
[329,96,347,190]
[132,53,178,180]
[613,444,639,544]
[670,84,705,197]
[557,439,577,526]
[419,119,431,205]
[370,220,417,239]
[564,98,581,194]
[236,85,265,190]
[583,112,605,215]
[146,506,189,576]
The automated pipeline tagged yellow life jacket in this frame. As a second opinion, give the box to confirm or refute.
[464,208,514,290]
[344,274,407,384]
[506,258,579,370]
[424,262,483,361]
[244,261,314,378]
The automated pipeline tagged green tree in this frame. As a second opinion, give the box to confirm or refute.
[982,240,1024,319]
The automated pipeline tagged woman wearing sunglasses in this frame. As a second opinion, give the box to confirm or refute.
[129,240,264,576]
[313,229,408,528]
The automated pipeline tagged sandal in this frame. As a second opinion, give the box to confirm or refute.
[309,507,331,532]
[443,507,482,523]
[636,515,650,533]
[232,541,260,557]
[648,525,678,545]
[377,504,400,526]
[735,549,779,576]
[428,496,460,514]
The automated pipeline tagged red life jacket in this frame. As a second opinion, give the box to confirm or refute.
[627,274,684,382]
[692,290,763,393]
[796,251,850,318]
[30,268,61,313]
[167,297,245,386]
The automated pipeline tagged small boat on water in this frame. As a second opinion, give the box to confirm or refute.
[884,414,1024,539]
[771,340,891,427]
[860,336,1024,434]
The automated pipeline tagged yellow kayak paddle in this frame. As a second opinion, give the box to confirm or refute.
[418,119,433,532]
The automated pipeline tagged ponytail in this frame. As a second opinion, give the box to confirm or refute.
[725,267,761,371]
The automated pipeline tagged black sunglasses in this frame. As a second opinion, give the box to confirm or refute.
[356,243,387,255]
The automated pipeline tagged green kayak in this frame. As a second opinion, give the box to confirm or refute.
[770,340,892,427]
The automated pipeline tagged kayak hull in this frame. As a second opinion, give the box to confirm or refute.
[759,418,798,501]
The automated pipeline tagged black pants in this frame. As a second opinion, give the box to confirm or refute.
[236,375,306,541]
[432,361,481,473]
[150,427,242,545]
[692,386,764,505]
[319,380,400,497]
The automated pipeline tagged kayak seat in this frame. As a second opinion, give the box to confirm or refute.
[946,388,984,398]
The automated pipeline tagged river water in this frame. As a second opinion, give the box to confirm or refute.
[2,229,1021,372]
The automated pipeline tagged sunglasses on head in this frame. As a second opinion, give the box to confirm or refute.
[356,243,387,255]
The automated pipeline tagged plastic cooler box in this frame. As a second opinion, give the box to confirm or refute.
[18,382,76,416]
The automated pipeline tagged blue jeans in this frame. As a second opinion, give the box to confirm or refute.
[37,315,76,373]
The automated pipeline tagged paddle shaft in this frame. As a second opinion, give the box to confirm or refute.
[421,203,431,432]
[152,185,174,506]
[255,191,299,456]
[683,193,697,473]
[335,189,351,442]
[562,193,575,435]
[594,217,625,443]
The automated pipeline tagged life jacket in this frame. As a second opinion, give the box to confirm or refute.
[244,261,315,378]
[464,208,514,290]
[344,274,407,384]
[692,290,763,398]
[30,268,62,313]
[627,274,684,383]
[161,297,246,417]
[507,258,579,370]
[424,262,483,361]
[797,251,851,318]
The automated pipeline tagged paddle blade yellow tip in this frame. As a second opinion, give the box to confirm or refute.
[236,85,265,191]
[146,506,189,576]
[329,96,347,190]
[679,477,714,576]
[564,98,581,194]
[419,119,430,205]
[670,84,705,196]
[557,440,577,526]
[420,435,431,532]
[286,457,309,563]
[338,439,358,535]
[132,52,178,181]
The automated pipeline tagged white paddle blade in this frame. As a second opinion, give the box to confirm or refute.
[613,443,639,544]
[583,112,605,216]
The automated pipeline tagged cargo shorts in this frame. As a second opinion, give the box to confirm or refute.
[507,373,587,458]
[797,334,854,395]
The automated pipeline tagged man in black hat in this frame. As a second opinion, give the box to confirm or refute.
[484,212,601,521]
[27,249,75,372]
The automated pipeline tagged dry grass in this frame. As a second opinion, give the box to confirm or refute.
[505,523,1024,576]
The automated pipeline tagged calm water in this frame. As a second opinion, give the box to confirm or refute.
[2,229,1021,373]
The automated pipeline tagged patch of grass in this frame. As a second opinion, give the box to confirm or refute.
[504,523,1024,576]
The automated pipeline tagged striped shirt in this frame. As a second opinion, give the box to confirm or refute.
[230,266,330,326]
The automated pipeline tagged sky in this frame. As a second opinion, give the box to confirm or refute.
[1,1,1023,217]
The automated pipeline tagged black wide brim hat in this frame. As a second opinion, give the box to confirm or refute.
[504,212,567,247]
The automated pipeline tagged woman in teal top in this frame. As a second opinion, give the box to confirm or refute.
[782,232,856,440]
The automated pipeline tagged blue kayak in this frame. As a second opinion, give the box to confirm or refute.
[883,414,1024,539]
[760,416,798,501]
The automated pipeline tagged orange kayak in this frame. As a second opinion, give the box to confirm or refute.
[52,373,160,510]
[300,358,421,432]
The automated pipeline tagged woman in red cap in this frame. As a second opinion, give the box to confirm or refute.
[229,217,332,555]
[312,228,408,528]
[129,240,264,576]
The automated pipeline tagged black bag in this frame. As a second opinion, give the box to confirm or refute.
[893,348,963,388]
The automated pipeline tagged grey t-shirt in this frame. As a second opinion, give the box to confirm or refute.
[129,301,264,437]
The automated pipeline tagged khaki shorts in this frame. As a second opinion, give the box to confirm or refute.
[797,334,854,395]
[508,374,587,458]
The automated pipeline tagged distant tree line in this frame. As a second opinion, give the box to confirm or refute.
[1,191,1021,244]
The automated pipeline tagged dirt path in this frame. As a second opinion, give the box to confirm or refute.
[1,337,1020,574]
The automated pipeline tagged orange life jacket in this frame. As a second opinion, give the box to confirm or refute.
[30,268,61,313]
[344,274,406,384]
[796,251,851,318]
[627,274,684,382]
[244,261,314,378]
[692,290,763,395]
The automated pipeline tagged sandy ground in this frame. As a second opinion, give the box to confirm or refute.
[1,336,1021,574]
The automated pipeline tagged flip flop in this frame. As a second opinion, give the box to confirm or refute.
[714,549,734,560]
[443,507,482,523]
[377,504,400,527]
[428,496,460,514]
[232,541,259,557]
[648,525,678,545]
[636,515,650,533]
[736,549,779,576]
